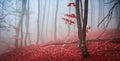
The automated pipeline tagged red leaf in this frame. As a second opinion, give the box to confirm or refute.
[65,14,76,18]
[62,17,75,25]
[69,20,75,24]
[67,2,76,7]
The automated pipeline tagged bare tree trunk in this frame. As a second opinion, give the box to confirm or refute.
[15,0,27,48]
[36,0,40,44]
[54,0,59,41]
[24,0,30,46]
[14,0,19,48]
[41,0,46,42]
[67,0,71,37]
[20,0,27,47]
[46,0,51,40]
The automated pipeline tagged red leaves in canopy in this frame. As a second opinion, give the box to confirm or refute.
[67,2,76,7]
[63,3,76,25]
[62,17,75,25]
[65,14,76,18]
[62,14,76,25]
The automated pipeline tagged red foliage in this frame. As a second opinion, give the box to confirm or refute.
[62,17,75,25]
[0,40,120,61]
[65,14,76,18]
[67,2,76,7]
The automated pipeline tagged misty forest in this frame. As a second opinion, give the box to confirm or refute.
[0,0,120,61]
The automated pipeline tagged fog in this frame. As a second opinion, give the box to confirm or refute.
[0,0,120,54]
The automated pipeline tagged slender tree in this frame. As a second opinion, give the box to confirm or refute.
[24,0,30,46]
[45,0,51,40]
[15,0,27,48]
[41,0,47,41]
[67,0,72,37]
[36,0,40,44]
[54,0,59,41]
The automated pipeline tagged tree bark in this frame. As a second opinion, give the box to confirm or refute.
[36,0,40,44]
[75,0,90,58]
[54,0,59,41]
[15,0,27,48]
[25,0,30,46]
[81,0,90,57]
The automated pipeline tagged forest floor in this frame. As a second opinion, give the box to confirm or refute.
[0,29,120,61]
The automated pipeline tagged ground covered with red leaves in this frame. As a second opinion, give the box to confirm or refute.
[0,29,120,61]
[0,41,120,61]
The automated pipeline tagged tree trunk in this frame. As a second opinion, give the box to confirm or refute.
[81,0,90,57]
[25,0,30,46]
[75,0,82,48]
[54,0,59,41]
[20,0,27,47]
[41,0,46,42]
[36,0,40,44]
[75,0,90,58]
[15,0,27,48]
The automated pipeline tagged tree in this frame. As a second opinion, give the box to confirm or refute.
[54,0,59,41]
[15,0,27,48]
[24,0,30,46]
[45,0,51,40]
[75,0,90,57]
[41,0,47,42]
[97,0,120,39]
[36,0,40,44]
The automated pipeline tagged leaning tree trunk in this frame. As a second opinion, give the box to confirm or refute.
[75,0,90,58]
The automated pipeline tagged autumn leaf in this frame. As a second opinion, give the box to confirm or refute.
[62,17,75,25]
[65,14,76,18]
[67,2,76,7]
